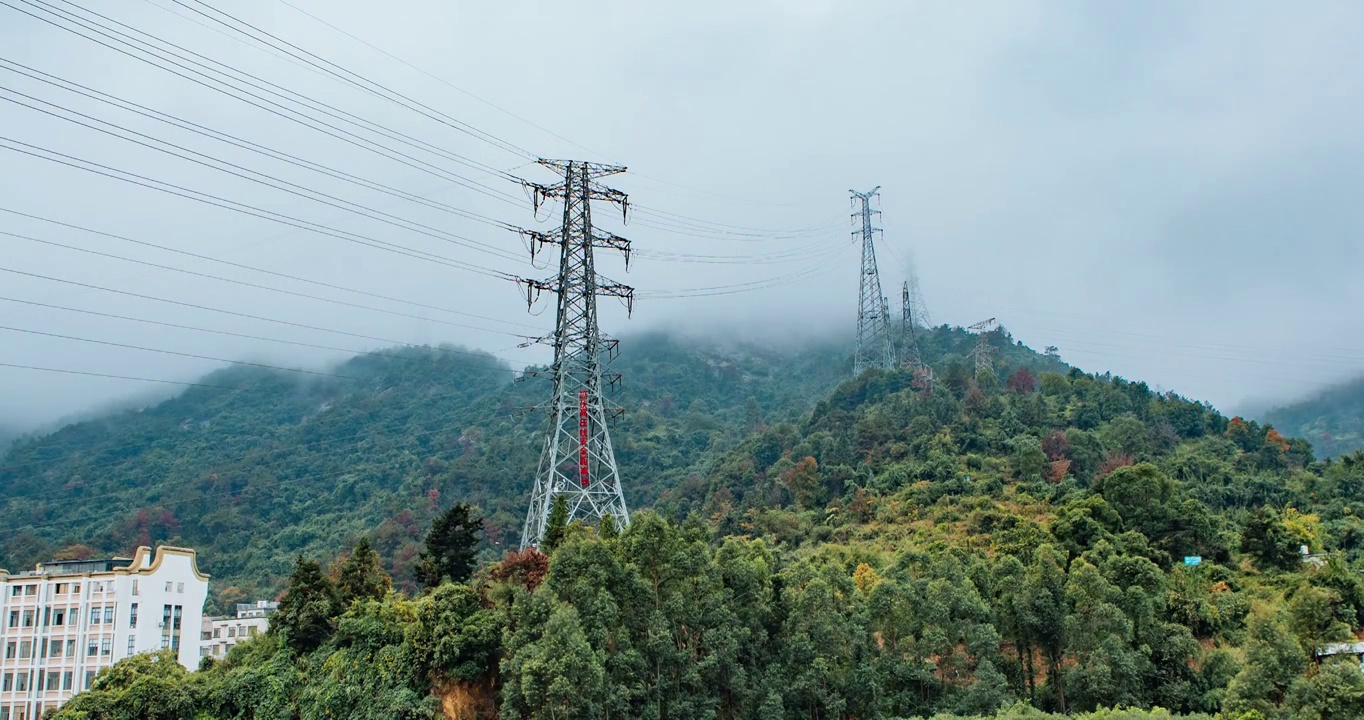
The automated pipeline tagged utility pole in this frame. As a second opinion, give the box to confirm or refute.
[967,318,1000,377]
[851,187,894,374]
[518,159,633,549]
[901,280,924,370]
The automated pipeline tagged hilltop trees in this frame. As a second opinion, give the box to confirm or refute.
[415,503,482,590]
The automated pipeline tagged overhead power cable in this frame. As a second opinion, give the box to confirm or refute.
[0,135,519,279]
[0,266,534,359]
[3,0,528,208]
[0,362,244,390]
[0,89,529,266]
[170,0,536,162]
[40,0,525,182]
[0,296,527,369]
[0,58,524,232]
[268,0,809,209]
[0,207,544,331]
[0,324,356,379]
[2,231,540,339]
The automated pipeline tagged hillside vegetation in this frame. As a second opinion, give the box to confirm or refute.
[0,332,847,604]
[1262,376,1364,459]
[32,326,1364,719]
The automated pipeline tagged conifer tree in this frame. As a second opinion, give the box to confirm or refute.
[334,537,391,607]
[541,495,569,554]
[416,503,482,589]
[274,555,340,654]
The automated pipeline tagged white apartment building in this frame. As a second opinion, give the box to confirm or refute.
[0,546,208,720]
[199,600,276,660]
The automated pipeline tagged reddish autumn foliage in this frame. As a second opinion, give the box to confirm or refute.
[1006,367,1038,394]
[1265,428,1290,452]
[1049,459,1072,483]
[1097,453,1135,480]
[1042,430,1070,461]
[486,548,549,592]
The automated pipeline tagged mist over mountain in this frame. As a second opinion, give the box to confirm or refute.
[1261,374,1364,459]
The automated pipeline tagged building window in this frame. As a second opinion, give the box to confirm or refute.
[212,628,220,639]
[84,670,95,690]
[2,672,11,690]
[162,604,171,627]
[103,607,114,624]
[199,647,208,657]
[159,636,169,650]
[63,671,72,690]
[6,611,15,628]
[52,609,65,626]
[227,626,236,638]
[87,639,98,657]
[23,585,36,596]
[129,603,138,628]
[8,586,18,597]
[49,639,61,658]
[89,608,101,626]
[15,672,28,691]
[176,582,184,594]
[54,583,66,595]
[65,639,75,657]
[4,642,13,659]
[131,580,138,596]
[21,610,32,628]
[1,705,8,720]
[164,582,172,592]
[42,608,49,627]
[126,636,135,657]
[90,582,101,593]
[45,671,58,691]
[100,638,111,656]
[18,642,30,660]
[72,582,80,594]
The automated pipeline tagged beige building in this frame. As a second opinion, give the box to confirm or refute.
[199,600,276,659]
[0,546,209,720]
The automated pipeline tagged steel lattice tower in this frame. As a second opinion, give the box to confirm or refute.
[519,159,633,549]
[901,280,924,370]
[852,187,895,374]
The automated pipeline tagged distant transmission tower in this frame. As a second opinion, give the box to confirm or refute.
[900,281,924,370]
[852,187,895,374]
[518,159,633,549]
[967,318,1000,376]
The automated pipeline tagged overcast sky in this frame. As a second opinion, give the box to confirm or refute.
[1,0,1362,431]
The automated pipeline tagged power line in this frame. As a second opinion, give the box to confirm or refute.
[0,295,526,369]
[171,0,536,162]
[0,266,533,360]
[0,324,356,379]
[0,207,544,331]
[2,231,539,339]
[4,0,528,208]
[0,135,519,279]
[42,0,526,181]
[0,361,244,390]
[0,86,529,265]
[0,58,525,232]
[274,0,599,162]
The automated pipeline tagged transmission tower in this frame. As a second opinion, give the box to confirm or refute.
[967,318,1000,377]
[852,187,895,374]
[518,159,633,549]
[900,281,924,370]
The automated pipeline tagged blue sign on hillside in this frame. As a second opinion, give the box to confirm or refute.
[1184,556,1202,566]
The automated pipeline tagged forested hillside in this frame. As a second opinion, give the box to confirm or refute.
[1262,376,1364,459]
[0,331,848,605]
[49,324,1364,720]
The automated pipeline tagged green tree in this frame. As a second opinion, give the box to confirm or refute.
[541,495,569,555]
[1241,506,1301,571]
[273,555,340,654]
[1224,610,1306,715]
[416,503,482,589]
[334,537,392,608]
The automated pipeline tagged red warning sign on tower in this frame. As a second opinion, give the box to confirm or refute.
[578,390,589,487]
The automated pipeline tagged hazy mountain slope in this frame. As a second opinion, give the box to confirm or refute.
[0,332,848,601]
[1261,375,1364,458]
